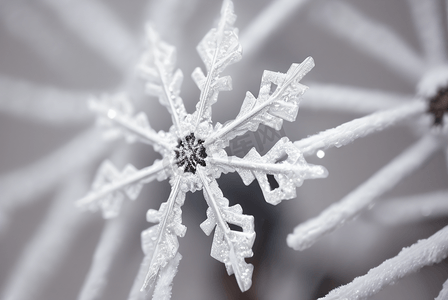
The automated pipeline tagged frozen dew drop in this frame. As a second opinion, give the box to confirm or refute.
[107,109,117,119]
[316,150,325,158]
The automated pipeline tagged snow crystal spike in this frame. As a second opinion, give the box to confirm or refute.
[193,0,242,129]
[205,57,314,148]
[79,0,326,297]
[139,25,187,134]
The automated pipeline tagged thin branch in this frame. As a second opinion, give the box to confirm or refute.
[288,135,441,251]
[372,190,448,225]
[407,0,446,65]
[309,0,426,82]
[294,101,426,157]
[0,76,91,124]
[1,174,92,300]
[78,191,148,300]
[42,0,140,72]
[303,83,411,114]
[0,128,110,228]
[319,225,448,300]
[436,278,448,300]
[239,0,309,57]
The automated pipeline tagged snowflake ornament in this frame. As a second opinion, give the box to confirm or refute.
[77,0,327,295]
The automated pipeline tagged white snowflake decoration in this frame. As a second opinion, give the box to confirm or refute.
[77,0,327,296]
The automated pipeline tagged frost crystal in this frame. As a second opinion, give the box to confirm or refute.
[77,0,327,296]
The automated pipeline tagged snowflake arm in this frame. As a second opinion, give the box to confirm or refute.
[209,137,327,205]
[141,176,186,291]
[89,94,172,151]
[288,135,441,251]
[77,159,168,219]
[139,26,187,134]
[319,225,448,300]
[198,171,255,292]
[192,0,242,129]
[206,57,313,148]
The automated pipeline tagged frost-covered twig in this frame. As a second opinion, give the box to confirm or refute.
[1,174,91,300]
[436,278,448,300]
[372,190,448,225]
[0,76,91,124]
[310,0,425,82]
[303,83,411,114]
[294,100,426,156]
[240,0,309,57]
[407,0,446,65]
[0,129,110,228]
[288,134,441,251]
[78,191,148,300]
[319,225,448,300]
[42,0,139,72]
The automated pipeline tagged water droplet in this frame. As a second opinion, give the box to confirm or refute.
[316,150,325,158]
[107,109,117,119]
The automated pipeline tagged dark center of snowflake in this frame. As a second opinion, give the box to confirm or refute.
[428,86,448,126]
[174,133,207,174]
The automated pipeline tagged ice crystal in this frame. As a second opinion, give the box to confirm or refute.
[77,0,326,296]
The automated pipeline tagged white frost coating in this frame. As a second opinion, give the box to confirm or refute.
[206,57,314,148]
[210,137,328,205]
[42,0,139,72]
[373,190,448,225]
[288,135,440,251]
[198,172,255,292]
[1,175,91,300]
[0,128,109,228]
[79,1,326,296]
[240,0,309,57]
[89,94,173,151]
[152,253,182,300]
[435,278,448,300]
[304,83,411,114]
[141,177,186,291]
[295,101,426,157]
[319,225,448,300]
[310,0,425,82]
[139,26,187,133]
[0,2,81,77]
[407,0,446,66]
[0,76,91,124]
[192,0,242,128]
[77,160,168,219]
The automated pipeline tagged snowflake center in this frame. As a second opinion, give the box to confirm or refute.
[174,133,207,174]
[428,86,448,126]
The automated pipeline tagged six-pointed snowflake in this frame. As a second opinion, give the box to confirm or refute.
[77,0,327,295]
